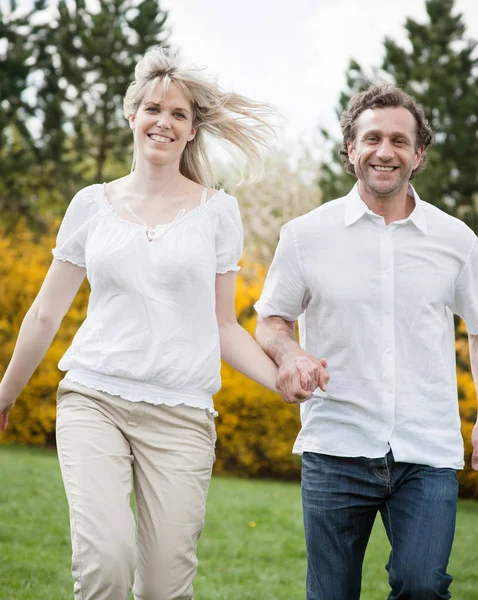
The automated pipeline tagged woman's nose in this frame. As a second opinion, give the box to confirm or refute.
[156,114,172,129]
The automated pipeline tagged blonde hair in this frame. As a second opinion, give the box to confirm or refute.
[123,48,277,186]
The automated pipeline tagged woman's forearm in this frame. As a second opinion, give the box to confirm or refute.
[219,322,278,392]
[0,309,61,399]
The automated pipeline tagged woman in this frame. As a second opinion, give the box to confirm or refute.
[0,48,314,600]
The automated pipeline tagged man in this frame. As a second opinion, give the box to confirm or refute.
[255,85,478,600]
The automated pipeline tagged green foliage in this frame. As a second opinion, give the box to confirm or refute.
[318,0,478,234]
[0,0,55,229]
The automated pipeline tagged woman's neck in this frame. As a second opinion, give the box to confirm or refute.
[129,160,189,201]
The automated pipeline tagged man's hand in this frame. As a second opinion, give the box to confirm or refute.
[472,422,478,471]
[276,353,329,404]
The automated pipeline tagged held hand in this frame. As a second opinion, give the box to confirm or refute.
[295,356,329,392]
[0,391,16,431]
[472,422,478,471]
[276,353,329,404]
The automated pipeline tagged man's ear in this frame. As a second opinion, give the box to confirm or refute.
[347,140,355,164]
[413,145,425,170]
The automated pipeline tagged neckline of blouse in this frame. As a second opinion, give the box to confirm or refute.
[100,183,224,235]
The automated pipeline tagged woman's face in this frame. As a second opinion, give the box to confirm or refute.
[130,79,196,168]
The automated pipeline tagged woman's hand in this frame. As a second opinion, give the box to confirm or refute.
[275,353,329,404]
[0,389,16,431]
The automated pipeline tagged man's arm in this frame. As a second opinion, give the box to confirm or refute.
[255,315,329,404]
[468,334,478,470]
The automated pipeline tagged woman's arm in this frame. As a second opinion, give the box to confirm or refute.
[0,259,86,430]
[216,272,319,396]
[215,271,280,392]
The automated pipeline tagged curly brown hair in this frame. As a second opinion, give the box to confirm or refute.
[339,84,433,180]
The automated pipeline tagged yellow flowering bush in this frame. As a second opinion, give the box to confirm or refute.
[213,263,302,479]
[0,222,89,445]
[455,320,478,497]
[0,225,477,496]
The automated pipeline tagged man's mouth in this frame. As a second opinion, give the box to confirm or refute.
[372,165,397,172]
[148,134,174,143]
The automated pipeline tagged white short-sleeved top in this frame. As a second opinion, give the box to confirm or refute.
[255,183,478,469]
[52,183,243,413]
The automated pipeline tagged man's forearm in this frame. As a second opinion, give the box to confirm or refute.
[255,315,301,367]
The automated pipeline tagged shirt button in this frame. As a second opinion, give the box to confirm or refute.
[385,269,391,274]
[385,309,392,315]
[386,348,392,354]
[387,389,393,394]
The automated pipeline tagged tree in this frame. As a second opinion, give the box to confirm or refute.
[0,0,170,226]
[0,0,58,229]
[52,0,169,186]
[318,0,478,233]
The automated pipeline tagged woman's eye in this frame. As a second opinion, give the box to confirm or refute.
[174,113,186,119]
[146,107,158,113]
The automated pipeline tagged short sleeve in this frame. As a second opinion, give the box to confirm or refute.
[52,186,100,268]
[215,193,244,274]
[254,221,309,321]
[452,238,478,334]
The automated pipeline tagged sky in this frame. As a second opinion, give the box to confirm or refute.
[160,0,478,145]
[4,0,478,158]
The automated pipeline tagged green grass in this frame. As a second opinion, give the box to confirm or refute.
[1,445,477,600]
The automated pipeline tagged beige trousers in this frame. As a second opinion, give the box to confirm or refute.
[56,380,216,600]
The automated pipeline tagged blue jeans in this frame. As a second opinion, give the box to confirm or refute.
[301,451,458,600]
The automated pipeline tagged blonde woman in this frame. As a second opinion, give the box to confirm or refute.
[0,49,317,600]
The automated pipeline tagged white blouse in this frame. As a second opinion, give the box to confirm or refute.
[52,183,243,413]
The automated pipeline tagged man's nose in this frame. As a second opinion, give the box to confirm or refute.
[376,139,394,160]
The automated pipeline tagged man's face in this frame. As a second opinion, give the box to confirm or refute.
[347,107,424,199]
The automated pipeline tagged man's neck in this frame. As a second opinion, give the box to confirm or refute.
[357,182,415,225]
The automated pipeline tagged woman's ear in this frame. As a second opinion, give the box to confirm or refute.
[188,127,197,142]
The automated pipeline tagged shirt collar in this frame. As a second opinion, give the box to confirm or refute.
[344,182,427,234]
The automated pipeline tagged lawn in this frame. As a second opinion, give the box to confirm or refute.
[1,445,477,600]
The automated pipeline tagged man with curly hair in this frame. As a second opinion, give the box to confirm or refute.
[255,84,478,599]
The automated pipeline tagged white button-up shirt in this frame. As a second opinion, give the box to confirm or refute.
[255,184,478,469]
